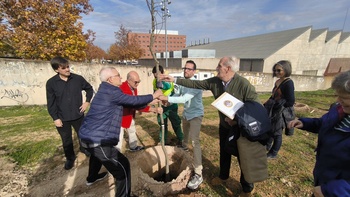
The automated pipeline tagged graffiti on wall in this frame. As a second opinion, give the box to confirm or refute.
[0,59,102,106]
[1,89,29,103]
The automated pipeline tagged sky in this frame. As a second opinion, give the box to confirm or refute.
[81,0,350,51]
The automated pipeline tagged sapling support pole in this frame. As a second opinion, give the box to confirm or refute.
[157,86,170,182]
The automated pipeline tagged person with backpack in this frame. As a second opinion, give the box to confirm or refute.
[264,60,295,159]
[289,70,350,197]
[159,56,262,196]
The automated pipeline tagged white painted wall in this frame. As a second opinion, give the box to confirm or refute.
[0,59,330,106]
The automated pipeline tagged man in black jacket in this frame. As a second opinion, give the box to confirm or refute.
[46,56,93,170]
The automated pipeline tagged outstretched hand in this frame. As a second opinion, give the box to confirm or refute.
[149,99,160,106]
[159,74,175,82]
[152,89,163,99]
[288,119,303,129]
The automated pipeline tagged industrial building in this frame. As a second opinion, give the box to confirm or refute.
[139,26,350,76]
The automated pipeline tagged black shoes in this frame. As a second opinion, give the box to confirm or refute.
[86,172,108,186]
[267,152,277,159]
[64,157,76,170]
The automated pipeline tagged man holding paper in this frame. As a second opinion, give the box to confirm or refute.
[160,56,264,196]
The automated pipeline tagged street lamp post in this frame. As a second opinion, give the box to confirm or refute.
[161,0,171,67]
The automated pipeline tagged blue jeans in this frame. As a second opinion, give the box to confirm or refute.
[267,133,282,156]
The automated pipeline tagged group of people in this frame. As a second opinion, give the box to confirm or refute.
[46,56,350,197]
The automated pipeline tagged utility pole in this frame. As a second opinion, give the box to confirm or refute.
[161,0,171,67]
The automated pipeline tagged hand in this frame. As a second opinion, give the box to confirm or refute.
[159,74,175,82]
[79,102,90,113]
[149,99,160,105]
[158,95,168,101]
[162,101,171,107]
[225,117,237,126]
[313,186,324,197]
[54,119,63,127]
[288,120,303,129]
[152,89,163,99]
[156,107,163,114]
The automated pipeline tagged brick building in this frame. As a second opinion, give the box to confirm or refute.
[128,30,186,59]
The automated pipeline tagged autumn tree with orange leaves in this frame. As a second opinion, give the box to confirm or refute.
[0,0,93,61]
[108,24,143,62]
[84,29,107,63]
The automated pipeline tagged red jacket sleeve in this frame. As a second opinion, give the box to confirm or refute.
[120,81,134,128]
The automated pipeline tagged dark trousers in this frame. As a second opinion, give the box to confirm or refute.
[56,116,84,160]
[157,104,183,142]
[219,125,254,193]
[86,145,131,197]
[267,130,283,156]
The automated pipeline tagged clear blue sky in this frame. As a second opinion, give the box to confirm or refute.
[81,0,350,51]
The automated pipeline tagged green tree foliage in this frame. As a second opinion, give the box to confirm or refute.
[0,0,93,61]
[108,24,144,62]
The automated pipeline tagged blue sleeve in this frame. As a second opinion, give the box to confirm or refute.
[112,88,153,107]
[321,179,350,197]
[299,107,339,133]
[168,92,195,104]
[299,117,323,134]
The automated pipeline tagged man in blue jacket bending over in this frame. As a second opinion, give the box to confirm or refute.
[79,67,163,197]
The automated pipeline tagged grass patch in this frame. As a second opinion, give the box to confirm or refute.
[0,105,61,167]
[8,139,59,166]
[0,88,339,196]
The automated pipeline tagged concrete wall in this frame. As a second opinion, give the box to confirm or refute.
[264,29,350,76]
[0,58,330,106]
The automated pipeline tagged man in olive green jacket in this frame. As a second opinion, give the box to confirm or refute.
[160,56,265,196]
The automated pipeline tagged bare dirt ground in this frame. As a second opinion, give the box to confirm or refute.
[0,104,225,197]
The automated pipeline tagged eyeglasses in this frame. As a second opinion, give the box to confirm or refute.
[59,65,70,70]
[273,69,283,73]
[182,67,194,71]
[133,80,141,85]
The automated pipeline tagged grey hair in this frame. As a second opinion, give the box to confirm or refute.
[223,56,240,71]
[273,60,292,77]
[331,70,350,94]
[99,67,116,82]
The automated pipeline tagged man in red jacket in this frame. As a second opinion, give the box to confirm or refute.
[116,71,161,152]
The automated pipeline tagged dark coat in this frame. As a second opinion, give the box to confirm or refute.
[299,104,350,196]
[79,82,153,146]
